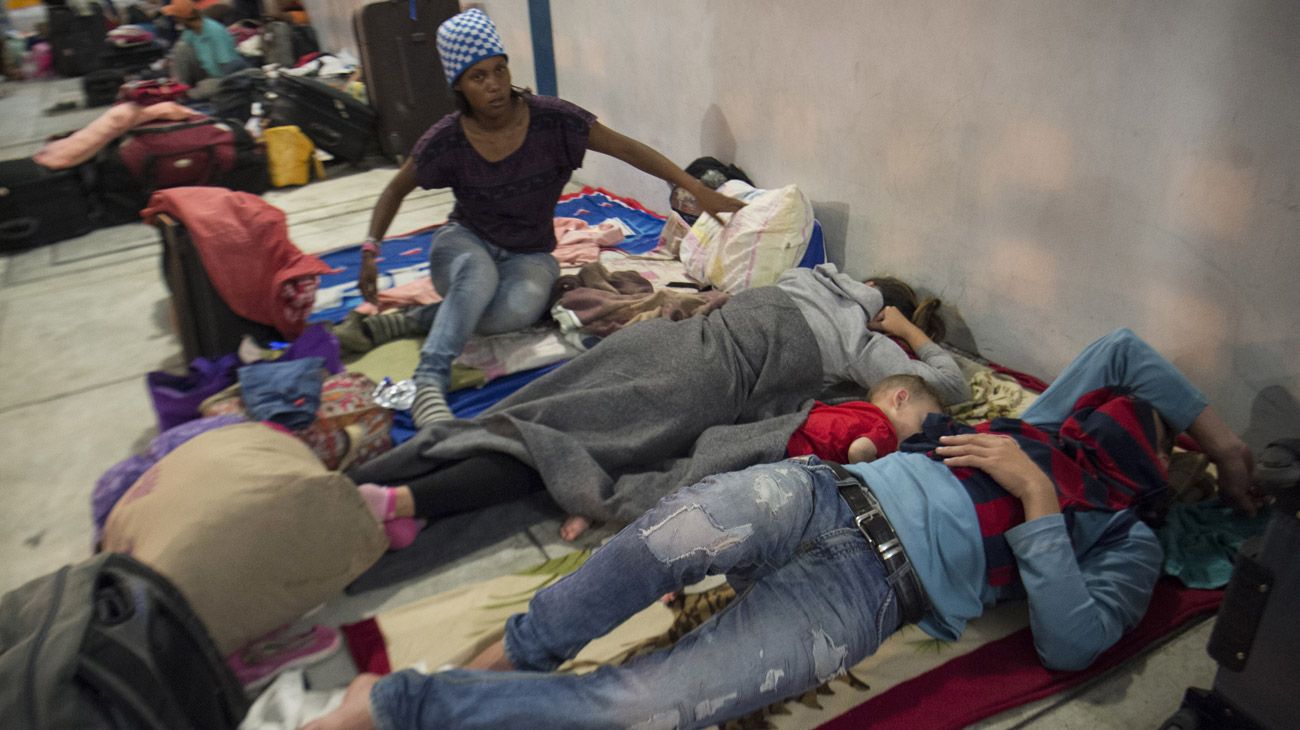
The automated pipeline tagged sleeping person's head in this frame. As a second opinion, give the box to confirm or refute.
[868,374,944,442]
[866,276,948,343]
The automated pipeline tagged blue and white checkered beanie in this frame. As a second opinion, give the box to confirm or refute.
[436,8,508,87]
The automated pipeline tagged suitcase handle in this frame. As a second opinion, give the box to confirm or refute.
[0,218,39,241]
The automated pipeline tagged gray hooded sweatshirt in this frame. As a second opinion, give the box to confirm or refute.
[775,263,970,405]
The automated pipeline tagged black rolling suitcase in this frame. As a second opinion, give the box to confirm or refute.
[266,73,379,165]
[156,213,280,361]
[0,552,249,730]
[82,68,125,107]
[46,4,106,77]
[352,0,459,161]
[1160,439,1300,730]
[88,148,151,228]
[0,158,98,251]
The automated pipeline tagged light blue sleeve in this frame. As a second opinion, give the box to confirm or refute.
[214,20,241,65]
[1005,511,1163,671]
[1020,328,1207,433]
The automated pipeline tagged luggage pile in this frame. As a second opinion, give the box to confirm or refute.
[5,0,476,253]
[2,115,270,252]
[264,72,379,165]
[46,2,165,84]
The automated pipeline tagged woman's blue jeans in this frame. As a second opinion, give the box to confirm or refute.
[369,461,900,729]
[410,223,560,389]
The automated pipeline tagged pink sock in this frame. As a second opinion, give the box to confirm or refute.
[357,483,396,522]
[383,518,426,550]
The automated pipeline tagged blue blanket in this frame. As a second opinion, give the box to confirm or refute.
[310,188,671,324]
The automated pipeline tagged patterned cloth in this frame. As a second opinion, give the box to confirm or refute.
[901,387,1167,588]
[435,8,507,85]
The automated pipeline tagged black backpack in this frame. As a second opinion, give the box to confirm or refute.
[0,553,250,729]
[213,69,268,124]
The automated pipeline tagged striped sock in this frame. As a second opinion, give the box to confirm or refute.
[411,385,453,427]
[362,312,418,345]
[332,311,375,353]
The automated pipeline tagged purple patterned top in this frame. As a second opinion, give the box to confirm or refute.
[411,94,596,253]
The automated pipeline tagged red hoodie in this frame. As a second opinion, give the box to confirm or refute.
[143,187,333,338]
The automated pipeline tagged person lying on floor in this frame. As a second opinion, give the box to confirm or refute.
[346,266,969,542]
[347,9,743,430]
[356,372,945,546]
[306,328,1259,730]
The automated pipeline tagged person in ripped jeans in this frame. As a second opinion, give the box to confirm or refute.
[306,327,1260,730]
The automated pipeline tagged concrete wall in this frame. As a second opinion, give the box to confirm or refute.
[303,0,368,61]
[457,1,1300,437]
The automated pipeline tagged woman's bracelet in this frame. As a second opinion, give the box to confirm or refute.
[361,237,381,255]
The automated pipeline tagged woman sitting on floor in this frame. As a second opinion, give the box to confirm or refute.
[347,8,742,429]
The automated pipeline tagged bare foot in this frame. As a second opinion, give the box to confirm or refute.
[302,673,380,730]
[464,638,515,671]
[559,514,591,542]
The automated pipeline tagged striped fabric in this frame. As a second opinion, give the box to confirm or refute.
[901,388,1167,588]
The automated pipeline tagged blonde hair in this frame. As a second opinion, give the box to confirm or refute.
[868,374,943,412]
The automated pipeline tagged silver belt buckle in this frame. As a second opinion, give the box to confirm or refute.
[854,506,882,541]
[855,506,905,564]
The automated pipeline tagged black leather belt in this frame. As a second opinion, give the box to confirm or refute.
[822,460,931,625]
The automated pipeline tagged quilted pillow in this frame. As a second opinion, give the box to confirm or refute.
[101,422,387,655]
[678,180,814,293]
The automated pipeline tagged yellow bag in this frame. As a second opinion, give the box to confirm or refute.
[263,125,325,187]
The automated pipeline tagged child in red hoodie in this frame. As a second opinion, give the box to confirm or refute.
[786,373,945,464]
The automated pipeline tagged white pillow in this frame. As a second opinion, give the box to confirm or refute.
[678,180,814,293]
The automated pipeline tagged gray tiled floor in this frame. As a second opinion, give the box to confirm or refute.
[0,75,1219,728]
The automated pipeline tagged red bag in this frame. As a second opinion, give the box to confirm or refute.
[117,117,239,189]
[119,79,191,106]
[107,25,155,47]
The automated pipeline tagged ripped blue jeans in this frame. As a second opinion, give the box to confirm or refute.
[368,461,900,730]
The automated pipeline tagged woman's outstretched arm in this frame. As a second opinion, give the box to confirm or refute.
[586,122,744,222]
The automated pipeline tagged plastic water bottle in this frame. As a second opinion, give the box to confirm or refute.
[245,101,266,138]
